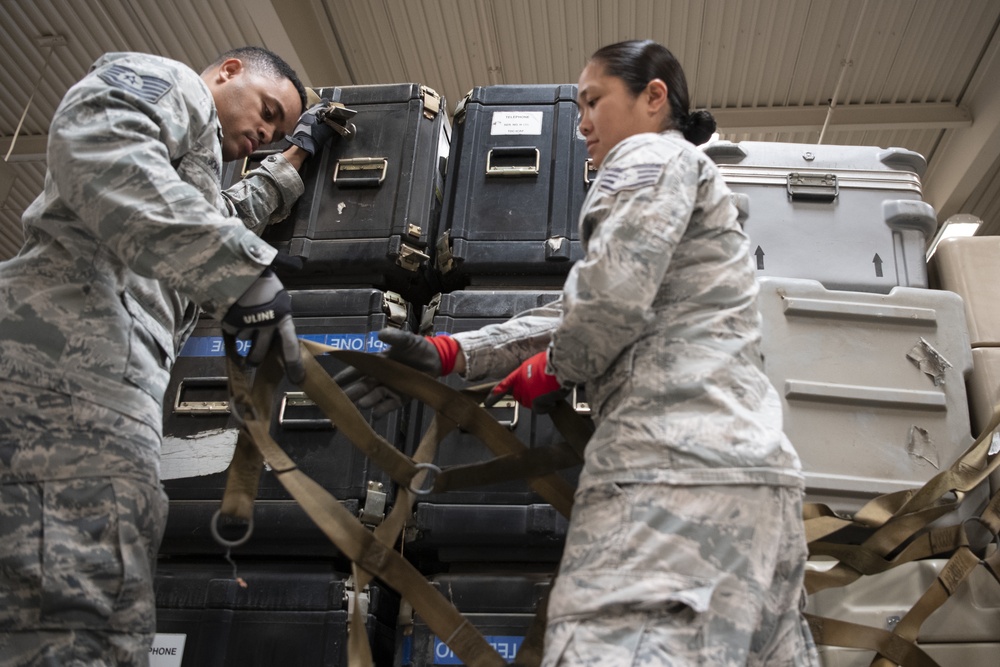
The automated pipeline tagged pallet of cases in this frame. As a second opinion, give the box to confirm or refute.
[396,573,553,667]
[756,277,976,514]
[806,559,1000,666]
[262,84,450,305]
[160,288,412,557]
[435,85,591,290]
[153,559,398,667]
[403,290,582,564]
[703,140,937,294]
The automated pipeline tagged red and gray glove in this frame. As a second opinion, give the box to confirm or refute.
[221,268,304,384]
[484,350,567,412]
[334,328,460,418]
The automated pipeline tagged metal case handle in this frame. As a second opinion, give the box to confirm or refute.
[486,146,540,176]
[174,377,230,415]
[278,391,333,429]
[786,172,839,202]
[333,157,388,188]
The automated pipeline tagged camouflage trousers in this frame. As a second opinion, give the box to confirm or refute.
[0,381,168,667]
[542,482,820,667]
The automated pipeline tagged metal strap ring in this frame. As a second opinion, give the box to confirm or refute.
[210,509,254,549]
[408,462,442,496]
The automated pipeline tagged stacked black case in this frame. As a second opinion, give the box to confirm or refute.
[435,85,590,289]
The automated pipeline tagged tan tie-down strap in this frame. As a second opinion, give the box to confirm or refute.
[219,337,1000,667]
[803,407,1000,667]
[219,337,589,667]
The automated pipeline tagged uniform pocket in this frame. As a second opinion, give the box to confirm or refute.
[38,477,162,633]
[121,290,172,402]
[588,345,636,420]
[39,478,123,628]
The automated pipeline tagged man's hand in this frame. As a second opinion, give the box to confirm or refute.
[484,350,566,412]
[285,102,338,155]
[334,328,460,418]
[222,268,304,384]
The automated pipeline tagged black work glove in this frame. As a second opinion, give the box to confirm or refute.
[222,268,304,384]
[286,102,337,155]
[334,328,458,418]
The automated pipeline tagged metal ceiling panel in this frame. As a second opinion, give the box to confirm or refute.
[2,0,1000,261]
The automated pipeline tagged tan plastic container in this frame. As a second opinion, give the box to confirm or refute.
[930,235,1000,347]
[969,347,1000,438]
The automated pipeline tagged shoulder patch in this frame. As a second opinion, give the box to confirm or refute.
[598,163,664,194]
[98,64,172,104]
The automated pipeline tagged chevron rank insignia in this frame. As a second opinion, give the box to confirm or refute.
[98,65,172,103]
[598,163,664,194]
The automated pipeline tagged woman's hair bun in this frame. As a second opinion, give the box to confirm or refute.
[683,109,716,145]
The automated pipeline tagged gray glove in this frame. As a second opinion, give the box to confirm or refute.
[334,328,449,418]
[222,269,304,384]
[286,102,337,155]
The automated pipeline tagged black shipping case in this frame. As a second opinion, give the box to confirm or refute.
[397,573,553,666]
[160,288,413,557]
[404,290,582,563]
[435,85,590,289]
[219,139,290,190]
[154,560,398,667]
[264,84,450,304]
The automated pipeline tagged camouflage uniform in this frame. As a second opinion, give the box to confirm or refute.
[0,53,303,666]
[455,131,819,665]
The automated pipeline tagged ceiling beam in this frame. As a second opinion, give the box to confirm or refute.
[922,23,1000,223]
[243,0,352,88]
[0,135,47,162]
[711,102,971,134]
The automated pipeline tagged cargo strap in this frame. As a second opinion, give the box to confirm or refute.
[802,408,1000,666]
[219,338,588,667]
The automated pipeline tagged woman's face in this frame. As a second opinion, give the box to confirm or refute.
[577,61,668,168]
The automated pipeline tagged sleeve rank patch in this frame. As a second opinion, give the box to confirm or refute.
[598,163,664,194]
[98,65,172,104]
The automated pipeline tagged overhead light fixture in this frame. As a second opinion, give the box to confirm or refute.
[926,213,982,260]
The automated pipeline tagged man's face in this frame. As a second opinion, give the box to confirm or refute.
[210,59,302,161]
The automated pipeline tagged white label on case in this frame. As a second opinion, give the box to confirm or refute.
[150,634,186,667]
[491,111,543,135]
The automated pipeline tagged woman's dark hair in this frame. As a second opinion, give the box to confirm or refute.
[590,40,716,145]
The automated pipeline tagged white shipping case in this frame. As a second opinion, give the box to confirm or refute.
[757,277,974,511]
[818,644,999,667]
[807,559,1000,667]
[806,559,1000,644]
[704,141,936,294]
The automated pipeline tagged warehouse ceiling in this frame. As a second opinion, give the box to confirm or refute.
[1,0,1000,261]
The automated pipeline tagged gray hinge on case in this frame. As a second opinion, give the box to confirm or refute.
[454,91,472,124]
[420,293,442,335]
[382,291,409,328]
[359,480,387,526]
[421,85,442,120]
[344,575,372,622]
[396,243,430,272]
[436,230,455,273]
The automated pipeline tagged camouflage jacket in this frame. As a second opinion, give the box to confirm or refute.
[0,52,303,433]
[455,131,804,489]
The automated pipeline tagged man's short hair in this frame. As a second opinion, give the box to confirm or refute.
[207,46,307,114]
